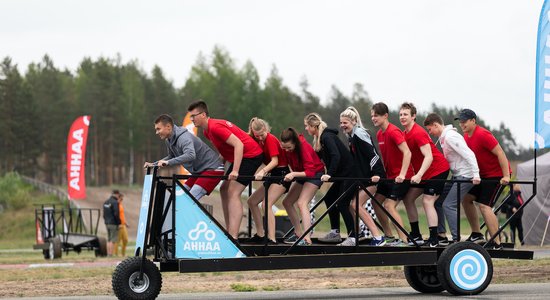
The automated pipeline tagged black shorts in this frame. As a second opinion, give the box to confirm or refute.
[467,177,503,206]
[409,170,450,196]
[226,154,263,186]
[377,180,410,200]
[264,166,291,193]
[295,171,324,188]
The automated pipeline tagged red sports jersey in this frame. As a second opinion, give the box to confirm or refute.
[404,123,449,179]
[260,133,288,167]
[464,125,511,178]
[377,123,414,179]
[204,119,263,162]
[284,134,325,177]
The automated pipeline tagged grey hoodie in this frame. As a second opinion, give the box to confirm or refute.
[161,125,223,174]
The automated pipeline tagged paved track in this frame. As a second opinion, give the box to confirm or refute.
[3,283,549,300]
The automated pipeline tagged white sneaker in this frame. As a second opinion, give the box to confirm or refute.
[318,231,342,243]
[337,237,356,246]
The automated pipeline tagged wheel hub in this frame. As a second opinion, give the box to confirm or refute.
[128,271,150,293]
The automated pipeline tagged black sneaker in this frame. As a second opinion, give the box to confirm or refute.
[466,232,485,243]
[426,236,438,248]
[407,235,425,246]
[246,234,265,244]
[283,233,298,244]
[487,242,503,250]
[267,239,277,245]
[438,236,450,246]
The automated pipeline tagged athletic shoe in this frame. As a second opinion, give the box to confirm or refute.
[407,235,425,246]
[487,242,503,250]
[466,232,485,243]
[246,234,265,244]
[370,237,386,246]
[387,238,407,247]
[426,236,438,248]
[318,231,342,243]
[337,237,356,246]
[283,233,298,244]
[438,236,450,246]
[297,239,312,246]
[384,236,397,244]
[267,239,277,245]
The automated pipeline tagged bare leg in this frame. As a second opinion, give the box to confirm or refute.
[295,182,319,243]
[462,193,481,233]
[403,187,423,223]
[265,184,287,241]
[220,181,230,228]
[282,183,303,236]
[422,194,439,227]
[373,194,392,236]
[479,203,501,244]
[246,185,266,236]
[384,198,408,241]
[225,180,247,239]
[350,186,382,237]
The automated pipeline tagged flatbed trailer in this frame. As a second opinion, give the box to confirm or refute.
[112,168,535,299]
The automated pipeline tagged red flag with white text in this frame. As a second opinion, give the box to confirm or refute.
[67,116,91,200]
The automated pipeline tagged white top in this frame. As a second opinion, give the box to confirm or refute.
[440,125,480,179]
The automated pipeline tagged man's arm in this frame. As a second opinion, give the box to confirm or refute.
[491,143,510,185]
[396,142,411,183]
[411,144,433,183]
[225,134,244,180]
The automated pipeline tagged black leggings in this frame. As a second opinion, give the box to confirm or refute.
[322,180,356,235]
[510,218,524,245]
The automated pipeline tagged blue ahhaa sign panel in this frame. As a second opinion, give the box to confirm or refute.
[135,174,153,256]
[174,186,245,259]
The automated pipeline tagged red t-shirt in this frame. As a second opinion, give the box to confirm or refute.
[284,134,325,177]
[203,119,263,162]
[404,123,449,179]
[464,125,511,178]
[260,133,288,167]
[377,123,414,179]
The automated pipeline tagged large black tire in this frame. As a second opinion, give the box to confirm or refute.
[95,237,108,257]
[48,236,62,260]
[437,242,493,295]
[404,265,444,293]
[112,257,162,300]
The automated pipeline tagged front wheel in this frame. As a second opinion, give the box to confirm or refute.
[437,242,493,295]
[112,257,162,300]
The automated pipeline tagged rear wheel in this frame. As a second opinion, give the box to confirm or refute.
[47,236,62,259]
[437,242,493,295]
[112,257,162,300]
[404,265,444,293]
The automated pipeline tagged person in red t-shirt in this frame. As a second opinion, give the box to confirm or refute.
[246,117,290,245]
[399,103,450,247]
[457,108,511,250]
[280,127,325,245]
[370,102,413,245]
[187,100,263,239]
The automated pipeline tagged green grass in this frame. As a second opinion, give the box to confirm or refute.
[230,283,257,292]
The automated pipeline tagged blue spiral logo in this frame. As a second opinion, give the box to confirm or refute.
[450,249,488,290]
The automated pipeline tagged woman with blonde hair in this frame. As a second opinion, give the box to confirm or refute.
[246,117,290,244]
[340,107,387,246]
[304,113,359,245]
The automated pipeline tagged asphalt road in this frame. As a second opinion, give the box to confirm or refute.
[4,283,549,300]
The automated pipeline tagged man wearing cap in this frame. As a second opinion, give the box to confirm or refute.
[455,108,511,250]
[103,190,121,256]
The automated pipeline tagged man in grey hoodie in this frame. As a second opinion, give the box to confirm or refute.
[144,114,224,200]
[424,113,480,244]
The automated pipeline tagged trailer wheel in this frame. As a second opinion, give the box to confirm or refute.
[95,237,108,257]
[437,242,493,295]
[47,236,62,259]
[112,257,162,300]
[404,265,444,293]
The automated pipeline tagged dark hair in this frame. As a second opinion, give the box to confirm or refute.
[112,189,121,195]
[371,102,389,116]
[280,127,302,166]
[400,102,417,117]
[187,100,209,117]
[423,113,444,126]
[154,114,174,126]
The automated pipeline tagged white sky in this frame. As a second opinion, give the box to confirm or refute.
[0,0,542,148]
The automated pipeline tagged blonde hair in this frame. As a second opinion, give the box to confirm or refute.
[340,106,363,128]
[248,117,271,141]
[304,112,327,152]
